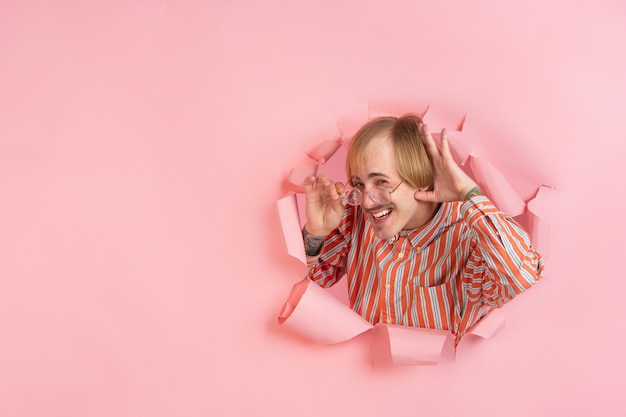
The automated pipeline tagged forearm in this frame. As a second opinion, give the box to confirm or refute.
[302,223,349,288]
[463,196,544,304]
[302,225,326,256]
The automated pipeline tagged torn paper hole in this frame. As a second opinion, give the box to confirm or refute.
[276,104,553,365]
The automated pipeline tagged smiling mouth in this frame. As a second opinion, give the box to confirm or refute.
[371,208,392,219]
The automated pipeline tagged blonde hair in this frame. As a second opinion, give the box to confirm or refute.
[345,114,434,189]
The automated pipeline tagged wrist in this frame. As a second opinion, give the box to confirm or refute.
[302,226,327,256]
[303,225,330,238]
[461,185,482,201]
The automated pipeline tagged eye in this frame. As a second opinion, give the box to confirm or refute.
[349,177,362,188]
[376,179,389,186]
[352,182,365,189]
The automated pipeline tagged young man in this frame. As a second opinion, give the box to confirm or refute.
[302,114,543,346]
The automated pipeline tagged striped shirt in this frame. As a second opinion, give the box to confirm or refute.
[306,196,544,346]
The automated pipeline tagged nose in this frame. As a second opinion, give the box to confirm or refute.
[361,190,378,209]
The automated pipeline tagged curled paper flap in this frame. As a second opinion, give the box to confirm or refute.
[276,194,306,264]
[527,185,557,260]
[468,154,526,217]
[288,164,318,191]
[295,193,307,229]
[307,140,343,164]
[434,131,474,166]
[423,105,466,132]
[373,324,451,366]
[467,308,506,339]
[278,279,372,344]
[278,279,500,365]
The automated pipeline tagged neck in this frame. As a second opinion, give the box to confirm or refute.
[405,202,441,230]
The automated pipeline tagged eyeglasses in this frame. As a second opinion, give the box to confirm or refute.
[342,180,404,206]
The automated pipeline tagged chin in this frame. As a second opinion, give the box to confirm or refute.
[372,226,399,241]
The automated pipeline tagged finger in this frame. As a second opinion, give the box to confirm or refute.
[303,175,316,193]
[419,123,441,160]
[317,174,331,186]
[326,180,342,200]
[440,128,453,165]
[414,190,437,202]
[315,175,341,200]
[332,183,346,208]
[317,175,334,193]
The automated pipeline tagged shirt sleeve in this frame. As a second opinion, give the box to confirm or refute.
[305,206,354,288]
[461,195,545,307]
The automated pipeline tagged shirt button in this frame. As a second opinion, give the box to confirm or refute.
[398,252,404,259]
[386,318,393,324]
[385,283,390,289]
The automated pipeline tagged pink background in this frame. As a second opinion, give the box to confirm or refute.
[1,1,625,416]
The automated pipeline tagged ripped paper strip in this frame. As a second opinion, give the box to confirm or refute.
[433,131,474,165]
[276,194,306,264]
[465,308,506,339]
[422,103,467,132]
[278,279,504,366]
[527,185,557,261]
[307,140,342,164]
[469,154,526,217]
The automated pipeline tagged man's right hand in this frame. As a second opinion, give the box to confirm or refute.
[303,175,345,237]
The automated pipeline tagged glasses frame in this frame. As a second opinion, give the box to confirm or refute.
[342,180,404,206]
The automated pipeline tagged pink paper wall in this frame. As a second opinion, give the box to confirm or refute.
[1,1,625,416]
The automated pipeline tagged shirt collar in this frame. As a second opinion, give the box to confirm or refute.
[396,202,460,250]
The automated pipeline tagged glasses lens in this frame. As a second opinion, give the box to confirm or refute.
[371,187,391,204]
[343,189,361,206]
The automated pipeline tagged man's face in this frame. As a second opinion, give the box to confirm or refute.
[350,134,429,240]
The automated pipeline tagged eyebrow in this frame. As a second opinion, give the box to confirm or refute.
[351,172,390,182]
[368,172,390,179]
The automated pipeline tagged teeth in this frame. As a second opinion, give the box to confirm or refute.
[372,209,391,219]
